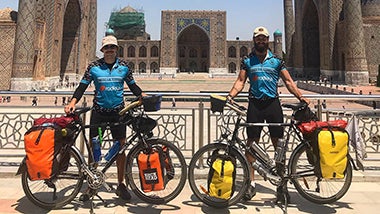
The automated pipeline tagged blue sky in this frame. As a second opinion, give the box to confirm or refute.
[1,0,285,56]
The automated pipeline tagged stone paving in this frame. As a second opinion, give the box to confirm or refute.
[1,73,379,109]
[1,174,380,214]
[1,73,380,213]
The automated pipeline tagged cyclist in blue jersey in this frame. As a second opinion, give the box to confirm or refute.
[227,26,310,203]
[65,35,146,201]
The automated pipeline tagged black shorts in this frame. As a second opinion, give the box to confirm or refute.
[246,98,284,139]
[89,109,126,140]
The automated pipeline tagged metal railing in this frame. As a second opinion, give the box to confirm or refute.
[0,92,380,167]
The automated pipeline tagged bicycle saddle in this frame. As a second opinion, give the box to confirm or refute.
[282,102,307,111]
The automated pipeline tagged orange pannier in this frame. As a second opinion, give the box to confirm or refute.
[137,147,166,192]
[24,124,62,180]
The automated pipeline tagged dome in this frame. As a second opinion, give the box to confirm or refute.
[273,29,282,36]
[105,28,115,36]
[361,0,380,17]
[0,7,16,21]
[119,6,137,13]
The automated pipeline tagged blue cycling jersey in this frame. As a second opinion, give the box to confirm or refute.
[80,58,135,109]
[241,50,286,99]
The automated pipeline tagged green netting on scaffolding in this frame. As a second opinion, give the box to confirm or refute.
[107,11,146,39]
[108,12,145,29]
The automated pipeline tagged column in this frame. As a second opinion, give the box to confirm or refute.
[344,0,369,85]
[283,0,295,66]
[11,0,36,80]
[273,30,283,58]
[88,0,97,60]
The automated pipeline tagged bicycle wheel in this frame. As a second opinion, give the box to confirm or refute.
[21,147,84,209]
[289,143,352,204]
[126,138,187,204]
[188,143,251,208]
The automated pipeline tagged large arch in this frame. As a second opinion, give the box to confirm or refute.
[301,0,320,78]
[177,24,210,72]
[60,0,81,79]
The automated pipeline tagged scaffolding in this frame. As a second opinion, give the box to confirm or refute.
[107,7,146,40]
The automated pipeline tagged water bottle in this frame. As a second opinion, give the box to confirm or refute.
[92,136,102,162]
[275,138,286,164]
[104,141,120,162]
[250,143,274,167]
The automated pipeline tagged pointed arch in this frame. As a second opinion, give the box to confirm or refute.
[177,24,210,72]
[60,0,81,79]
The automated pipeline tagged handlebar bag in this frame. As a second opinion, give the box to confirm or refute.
[207,153,236,200]
[137,146,166,192]
[24,124,63,180]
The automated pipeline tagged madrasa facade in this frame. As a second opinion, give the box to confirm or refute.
[0,0,379,91]
[0,0,97,91]
[285,0,380,85]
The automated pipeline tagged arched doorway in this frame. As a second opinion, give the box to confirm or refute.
[177,25,210,72]
[302,0,320,78]
[60,0,81,80]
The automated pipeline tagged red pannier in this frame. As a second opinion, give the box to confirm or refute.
[298,119,347,135]
[33,115,74,128]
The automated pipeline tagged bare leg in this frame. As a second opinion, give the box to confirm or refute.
[116,138,126,185]
[245,138,260,182]
[243,138,260,200]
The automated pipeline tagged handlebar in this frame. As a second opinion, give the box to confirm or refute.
[65,107,91,118]
[225,101,247,116]
[210,94,247,116]
[211,94,310,119]
[119,100,142,115]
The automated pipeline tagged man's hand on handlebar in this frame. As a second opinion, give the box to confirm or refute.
[64,102,76,115]
[299,96,310,105]
[226,95,234,104]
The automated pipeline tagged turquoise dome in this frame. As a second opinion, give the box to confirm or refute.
[273,29,282,36]
[105,28,115,36]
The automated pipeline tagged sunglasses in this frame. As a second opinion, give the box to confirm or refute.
[103,45,117,49]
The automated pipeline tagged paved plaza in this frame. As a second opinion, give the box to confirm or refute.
[1,73,380,213]
[1,73,379,110]
[1,172,380,214]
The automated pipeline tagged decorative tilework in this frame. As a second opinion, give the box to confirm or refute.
[177,18,210,35]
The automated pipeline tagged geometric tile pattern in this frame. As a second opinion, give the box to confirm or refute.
[291,0,379,84]
[1,109,380,161]
[160,11,226,70]
[12,0,36,78]
[283,0,295,60]
[5,0,96,90]
[344,0,368,72]
[0,24,15,90]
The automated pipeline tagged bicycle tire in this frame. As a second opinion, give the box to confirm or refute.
[126,138,187,204]
[188,143,251,208]
[289,143,352,204]
[21,147,84,209]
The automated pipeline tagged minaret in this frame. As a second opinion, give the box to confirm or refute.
[88,0,97,60]
[11,0,36,89]
[273,29,283,58]
[283,0,295,66]
[344,0,369,85]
